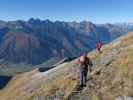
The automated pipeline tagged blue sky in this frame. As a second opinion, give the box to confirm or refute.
[0,0,133,23]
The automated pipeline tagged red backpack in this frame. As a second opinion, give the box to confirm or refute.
[96,42,102,49]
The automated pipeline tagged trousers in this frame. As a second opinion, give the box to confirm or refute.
[80,71,87,86]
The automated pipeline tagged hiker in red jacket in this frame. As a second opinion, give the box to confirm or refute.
[79,52,93,87]
[96,41,102,53]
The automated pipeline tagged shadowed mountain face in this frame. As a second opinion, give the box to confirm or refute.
[0,76,12,89]
[0,19,133,64]
[0,32,46,64]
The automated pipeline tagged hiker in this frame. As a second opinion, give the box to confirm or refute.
[78,52,93,87]
[96,40,102,53]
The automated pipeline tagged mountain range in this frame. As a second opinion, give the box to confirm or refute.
[0,18,133,65]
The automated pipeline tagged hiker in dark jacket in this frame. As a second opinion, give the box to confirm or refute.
[79,52,93,87]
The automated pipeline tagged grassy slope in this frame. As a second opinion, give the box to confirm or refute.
[0,61,79,100]
[0,32,133,100]
[79,32,133,100]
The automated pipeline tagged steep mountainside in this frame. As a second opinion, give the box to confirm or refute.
[0,19,133,64]
[0,32,133,100]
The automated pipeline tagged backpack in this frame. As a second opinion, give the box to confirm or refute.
[79,54,86,63]
[96,42,102,49]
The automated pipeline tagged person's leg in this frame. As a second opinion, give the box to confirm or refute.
[98,48,102,53]
[98,48,100,52]
[83,72,87,86]
[80,72,84,87]
[83,72,86,82]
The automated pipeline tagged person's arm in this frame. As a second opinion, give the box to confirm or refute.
[87,58,93,72]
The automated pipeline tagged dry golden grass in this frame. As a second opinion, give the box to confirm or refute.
[0,60,80,100]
